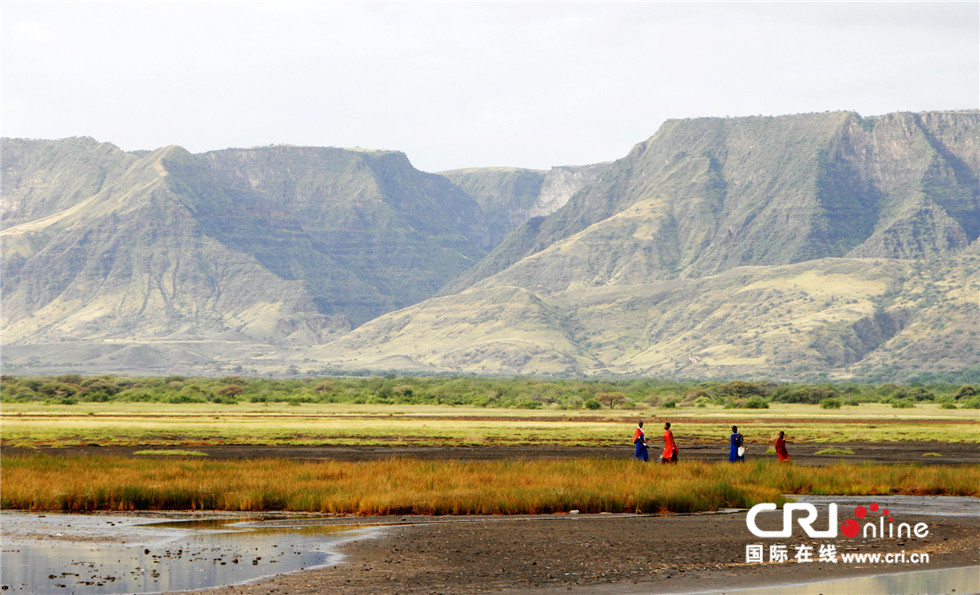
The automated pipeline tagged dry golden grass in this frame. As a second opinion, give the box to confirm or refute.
[2,455,976,514]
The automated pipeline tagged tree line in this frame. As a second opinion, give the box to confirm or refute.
[2,374,978,409]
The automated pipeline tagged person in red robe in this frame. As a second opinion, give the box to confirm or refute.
[661,422,678,463]
[775,430,790,462]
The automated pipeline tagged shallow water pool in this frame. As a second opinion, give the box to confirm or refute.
[0,512,375,594]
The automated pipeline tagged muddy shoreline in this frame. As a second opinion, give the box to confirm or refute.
[5,440,979,466]
[203,507,980,594]
[3,499,978,594]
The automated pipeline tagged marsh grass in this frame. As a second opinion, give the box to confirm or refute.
[814,448,855,455]
[1,456,975,514]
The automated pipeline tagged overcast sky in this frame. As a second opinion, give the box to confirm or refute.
[3,1,978,172]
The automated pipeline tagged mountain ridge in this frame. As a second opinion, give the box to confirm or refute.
[2,110,978,379]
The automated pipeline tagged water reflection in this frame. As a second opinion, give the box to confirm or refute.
[1,513,369,594]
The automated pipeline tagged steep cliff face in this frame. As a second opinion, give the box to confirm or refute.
[832,112,979,257]
[528,164,612,218]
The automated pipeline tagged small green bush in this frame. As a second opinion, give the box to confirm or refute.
[584,399,601,410]
[959,395,980,409]
[820,399,842,409]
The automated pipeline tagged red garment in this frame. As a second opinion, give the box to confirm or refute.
[662,429,678,461]
[633,427,645,443]
[775,436,790,462]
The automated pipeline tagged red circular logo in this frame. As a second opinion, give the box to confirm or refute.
[841,519,860,538]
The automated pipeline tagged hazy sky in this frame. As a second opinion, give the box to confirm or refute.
[3,1,978,172]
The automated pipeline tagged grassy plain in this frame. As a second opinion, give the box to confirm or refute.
[3,455,977,514]
[1,402,976,448]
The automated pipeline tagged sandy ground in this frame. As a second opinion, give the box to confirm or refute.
[5,440,979,465]
[202,507,980,594]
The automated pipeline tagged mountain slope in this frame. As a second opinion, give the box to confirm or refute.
[451,111,978,293]
[3,111,977,379]
[2,145,337,346]
[299,254,979,378]
[163,146,491,325]
[1,141,493,352]
[440,163,609,246]
[299,111,980,378]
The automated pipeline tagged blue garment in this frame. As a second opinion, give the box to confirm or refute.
[633,430,649,461]
[729,433,744,462]
[634,440,649,461]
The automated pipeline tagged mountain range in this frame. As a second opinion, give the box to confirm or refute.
[2,110,977,379]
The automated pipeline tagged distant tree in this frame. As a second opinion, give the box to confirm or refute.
[596,392,626,409]
[217,384,244,398]
[954,385,976,400]
[38,381,77,400]
[56,374,84,385]
[718,381,766,399]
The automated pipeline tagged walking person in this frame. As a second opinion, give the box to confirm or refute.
[729,425,745,463]
[775,430,790,463]
[632,420,649,461]
[661,422,678,463]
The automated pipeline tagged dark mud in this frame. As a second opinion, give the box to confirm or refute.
[5,440,978,465]
[204,504,980,594]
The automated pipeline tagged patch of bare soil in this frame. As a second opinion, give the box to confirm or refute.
[201,510,980,594]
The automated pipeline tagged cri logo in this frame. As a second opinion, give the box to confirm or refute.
[746,502,929,539]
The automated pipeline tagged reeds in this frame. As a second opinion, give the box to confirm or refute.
[1,455,976,514]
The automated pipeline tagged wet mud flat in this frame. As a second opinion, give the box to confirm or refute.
[7,440,979,465]
[206,496,980,595]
